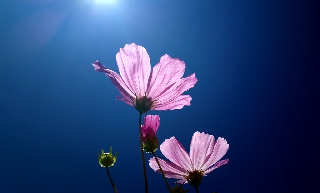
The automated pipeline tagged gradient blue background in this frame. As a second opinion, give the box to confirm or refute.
[1,0,319,192]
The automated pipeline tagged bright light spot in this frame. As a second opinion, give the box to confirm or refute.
[95,0,116,3]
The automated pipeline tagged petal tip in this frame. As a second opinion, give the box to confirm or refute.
[92,60,107,72]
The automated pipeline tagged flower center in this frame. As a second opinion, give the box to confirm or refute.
[134,96,153,113]
[186,170,204,187]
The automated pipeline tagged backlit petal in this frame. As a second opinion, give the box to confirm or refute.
[153,95,192,110]
[160,137,192,171]
[146,55,186,98]
[154,73,197,105]
[149,157,187,179]
[92,60,135,100]
[116,43,151,96]
[204,159,229,174]
[201,137,229,171]
[190,132,215,170]
[143,115,160,134]
[92,60,108,72]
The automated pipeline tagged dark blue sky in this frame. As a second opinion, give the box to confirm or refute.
[1,0,319,192]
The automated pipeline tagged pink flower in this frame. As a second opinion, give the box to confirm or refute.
[141,115,160,153]
[92,43,198,113]
[141,115,160,143]
[149,131,229,187]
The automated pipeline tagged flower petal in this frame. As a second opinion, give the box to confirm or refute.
[154,73,197,106]
[143,115,160,134]
[189,132,215,171]
[92,60,108,72]
[116,43,151,96]
[149,157,187,180]
[116,94,134,106]
[201,137,229,171]
[176,179,188,184]
[153,95,192,110]
[146,55,186,98]
[160,137,192,171]
[92,60,135,103]
[141,115,160,142]
[104,70,135,102]
[204,158,229,175]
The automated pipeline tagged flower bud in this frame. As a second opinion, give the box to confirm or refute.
[98,146,118,167]
[141,115,160,153]
[142,136,159,153]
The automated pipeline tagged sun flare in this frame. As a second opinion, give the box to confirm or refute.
[95,0,116,3]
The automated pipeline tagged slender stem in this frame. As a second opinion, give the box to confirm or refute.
[138,112,148,193]
[152,151,172,192]
[106,167,118,193]
[195,186,199,193]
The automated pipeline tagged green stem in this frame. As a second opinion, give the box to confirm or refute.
[106,167,118,193]
[139,112,148,193]
[195,186,199,193]
[152,151,172,192]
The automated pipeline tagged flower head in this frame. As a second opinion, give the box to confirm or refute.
[98,146,118,167]
[141,115,160,153]
[92,43,198,113]
[149,132,229,187]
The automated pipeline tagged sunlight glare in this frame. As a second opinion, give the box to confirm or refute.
[95,0,116,3]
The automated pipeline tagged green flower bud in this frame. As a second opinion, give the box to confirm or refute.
[98,146,118,167]
[142,137,159,153]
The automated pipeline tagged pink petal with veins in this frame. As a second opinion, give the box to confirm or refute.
[149,132,229,184]
[92,43,197,111]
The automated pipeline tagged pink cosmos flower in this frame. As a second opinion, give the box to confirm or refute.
[141,115,160,143]
[92,43,198,113]
[149,131,229,187]
[141,115,160,153]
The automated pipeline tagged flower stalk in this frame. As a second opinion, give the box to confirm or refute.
[106,167,118,193]
[138,112,149,193]
[151,151,172,192]
[195,186,199,193]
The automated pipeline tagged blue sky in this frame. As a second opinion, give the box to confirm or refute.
[1,0,319,192]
